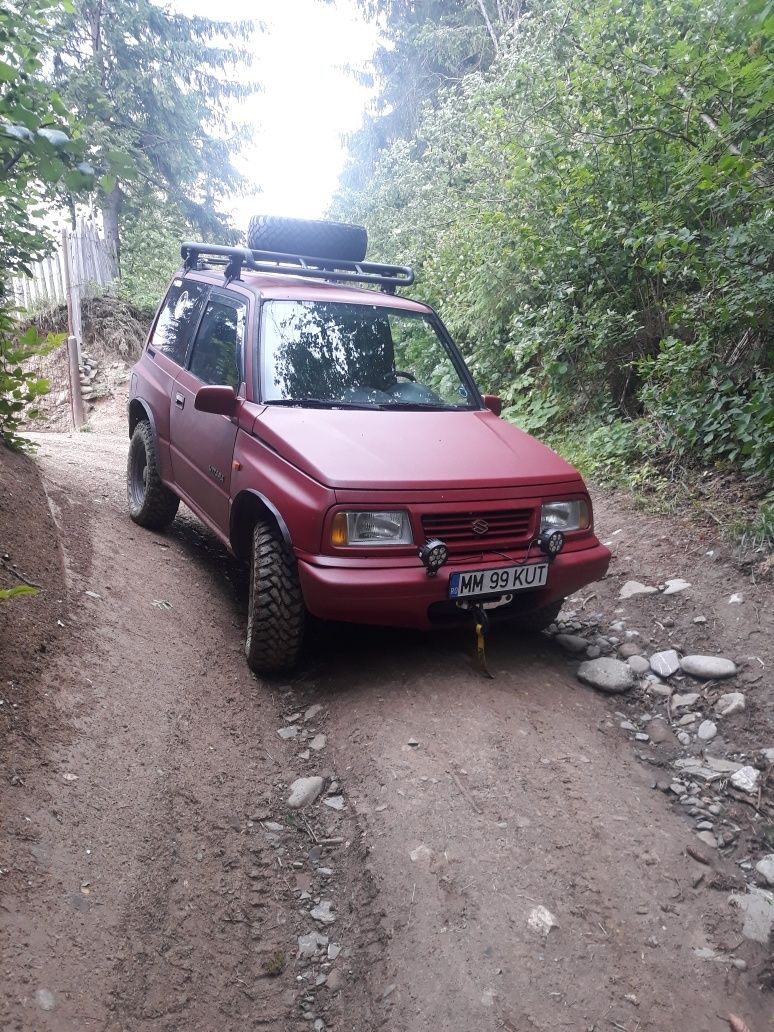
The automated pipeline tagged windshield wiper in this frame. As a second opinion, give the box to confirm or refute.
[265,398,383,410]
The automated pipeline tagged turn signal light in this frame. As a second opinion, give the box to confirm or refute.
[331,512,348,547]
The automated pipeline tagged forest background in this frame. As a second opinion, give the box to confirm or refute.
[1,0,772,543]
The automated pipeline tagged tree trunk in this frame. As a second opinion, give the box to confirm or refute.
[101,183,122,277]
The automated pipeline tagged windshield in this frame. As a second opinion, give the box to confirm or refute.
[261,300,476,410]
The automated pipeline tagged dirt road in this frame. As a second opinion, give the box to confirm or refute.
[1,431,770,1031]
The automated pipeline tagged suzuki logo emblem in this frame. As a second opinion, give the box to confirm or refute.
[471,518,489,535]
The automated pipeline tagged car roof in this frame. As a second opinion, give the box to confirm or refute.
[181,267,432,314]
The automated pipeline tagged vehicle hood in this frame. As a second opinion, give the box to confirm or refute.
[252,407,582,492]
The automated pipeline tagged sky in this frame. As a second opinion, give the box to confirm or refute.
[176,0,380,232]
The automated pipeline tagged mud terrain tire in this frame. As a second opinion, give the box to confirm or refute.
[127,420,179,529]
[247,215,367,262]
[245,520,305,675]
[513,598,564,633]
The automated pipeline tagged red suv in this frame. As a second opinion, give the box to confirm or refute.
[127,217,610,674]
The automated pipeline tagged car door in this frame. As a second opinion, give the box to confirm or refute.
[169,291,247,536]
[140,277,209,479]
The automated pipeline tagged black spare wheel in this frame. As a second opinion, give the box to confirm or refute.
[247,215,368,263]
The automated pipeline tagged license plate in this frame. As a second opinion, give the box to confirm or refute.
[448,562,549,599]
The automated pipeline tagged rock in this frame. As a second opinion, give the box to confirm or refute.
[755,855,774,886]
[554,633,589,653]
[323,795,345,811]
[586,645,601,659]
[677,731,691,746]
[678,712,698,725]
[620,720,637,732]
[727,593,744,604]
[325,969,343,992]
[680,655,737,680]
[287,776,324,809]
[527,905,558,935]
[644,681,673,698]
[262,821,284,833]
[277,726,298,740]
[696,831,717,849]
[305,703,324,722]
[649,649,681,677]
[410,844,433,863]
[634,732,649,742]
[627,655,650,674]
[618,642,642,659]
[762,748,774,764]
[298,932,328,958]
[693,615,707,624]
[327,943,341,960]
[576,658,636,694]
[697,720,717,742]
[715,691,746,717]
[309,734,327,751]
[310,900,336,924]
[35,989,55,1012]
[407,737,419,747]
[619,580,658,599]
[671,692,700,709]
[730,766,759,795]
[645,719,677,747]
[730,885,774,943]
[663,578,691,595]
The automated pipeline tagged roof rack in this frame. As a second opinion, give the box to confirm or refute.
[180,242,414,294]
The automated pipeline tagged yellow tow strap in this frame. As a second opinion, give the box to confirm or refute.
[475,619,494,679]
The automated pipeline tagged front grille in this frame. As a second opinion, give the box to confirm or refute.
[421,508,534,555]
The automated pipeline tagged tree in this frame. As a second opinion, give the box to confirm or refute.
[1,0,92,447]
[51,0,258,266]
[334,0,774,483]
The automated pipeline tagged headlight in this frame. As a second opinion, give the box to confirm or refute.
[331,510,413,547]
[540,499,590,533]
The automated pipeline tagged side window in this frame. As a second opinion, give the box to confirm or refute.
[149,279,207,365]
[188,298,246,390]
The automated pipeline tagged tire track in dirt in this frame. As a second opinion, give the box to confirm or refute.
[2,431,769,1032]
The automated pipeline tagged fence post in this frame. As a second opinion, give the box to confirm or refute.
[61,227,83,364]
[67,335,85,429]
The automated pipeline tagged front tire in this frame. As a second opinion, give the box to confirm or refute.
[245,521,305,675]
[127,420,179,529]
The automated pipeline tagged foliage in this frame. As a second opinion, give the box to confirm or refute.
[118,204,190,310]
[0,0,90,447]
[0,0,93,278]
[0,315,60,448]
[51,0,258,262]
[334,0,774,484]
[0,585,40,602]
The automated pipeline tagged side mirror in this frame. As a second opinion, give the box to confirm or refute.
[482,394,502,417]
[194,384,238,416]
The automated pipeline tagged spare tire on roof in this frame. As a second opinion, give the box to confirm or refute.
[247,215,367,263]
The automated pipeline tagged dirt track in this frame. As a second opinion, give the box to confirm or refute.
[2,430,771,1031]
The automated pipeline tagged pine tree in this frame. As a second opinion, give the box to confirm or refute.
[52,0,258,265]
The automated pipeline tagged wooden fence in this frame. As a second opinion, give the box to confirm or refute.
[10,220,117,350]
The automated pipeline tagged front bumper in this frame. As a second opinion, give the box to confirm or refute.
[296,541,611,630]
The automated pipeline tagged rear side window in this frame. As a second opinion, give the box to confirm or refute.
[188,298,246,390]
[149,280,207,365]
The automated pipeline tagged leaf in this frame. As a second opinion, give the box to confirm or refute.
[36,127,70,147]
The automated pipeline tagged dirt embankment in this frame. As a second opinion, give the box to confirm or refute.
[1,427,772,1032]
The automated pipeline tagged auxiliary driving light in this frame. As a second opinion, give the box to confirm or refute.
[419,538,449,577]
[539,529,566,557]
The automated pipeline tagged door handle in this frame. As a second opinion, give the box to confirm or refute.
[175,392,185,409]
